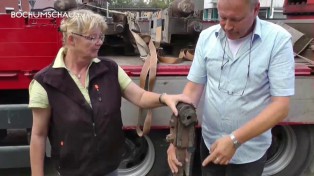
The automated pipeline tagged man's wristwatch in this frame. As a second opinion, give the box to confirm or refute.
[229,133,241,149]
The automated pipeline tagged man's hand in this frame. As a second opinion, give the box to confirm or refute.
[167,143,182,173]
[202,136,236,166]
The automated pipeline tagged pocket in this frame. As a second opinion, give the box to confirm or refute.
[58,139,79,171]
[205,56,223,81]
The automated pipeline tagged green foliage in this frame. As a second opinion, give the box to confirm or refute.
[135,0,149,7]
[148,0,173,9]
[110,0,134,7]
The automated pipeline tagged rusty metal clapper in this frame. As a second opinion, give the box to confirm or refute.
[167,102,197,176]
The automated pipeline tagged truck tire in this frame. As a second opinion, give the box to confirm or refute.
[0,129,7,141]
[146,130,173,176]
[263,125,313,176]
[118,131,155,176]
[118,130,173,176]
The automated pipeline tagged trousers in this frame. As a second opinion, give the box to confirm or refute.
[200,137,267,176]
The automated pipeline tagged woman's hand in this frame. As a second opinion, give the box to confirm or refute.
[161,93,194,116]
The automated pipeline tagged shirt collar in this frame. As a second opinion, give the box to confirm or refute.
[52,47,101,69]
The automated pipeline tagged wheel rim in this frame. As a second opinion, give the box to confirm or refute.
[263,126,297,175]
[118,135,155,176]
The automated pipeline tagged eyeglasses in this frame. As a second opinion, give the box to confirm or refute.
[218,34,252,96]
[71,32,105,43]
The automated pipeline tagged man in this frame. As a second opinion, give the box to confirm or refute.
[167,0,295,176]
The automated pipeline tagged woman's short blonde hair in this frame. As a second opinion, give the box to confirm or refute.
[59,9,108,45]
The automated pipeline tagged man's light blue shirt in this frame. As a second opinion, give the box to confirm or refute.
[188,17,295,164]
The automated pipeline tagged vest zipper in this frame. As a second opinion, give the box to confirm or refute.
[91,114,97,136]
[91,84,99,137]
[92,122,97,136]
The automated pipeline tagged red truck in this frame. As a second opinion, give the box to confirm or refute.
[0,0,314,175]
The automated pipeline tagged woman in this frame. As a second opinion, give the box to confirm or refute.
[29,9,191,176]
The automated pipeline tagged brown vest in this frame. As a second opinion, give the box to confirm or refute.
[34,58,124,176]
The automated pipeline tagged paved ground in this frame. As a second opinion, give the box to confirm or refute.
[0,168,31,176]
[0,168,313,176]
[0,167,56,176]
[0,161,56,176]
[0,158,56,176]
[0,165,313,176]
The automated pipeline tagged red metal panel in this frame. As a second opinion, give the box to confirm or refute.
[286,15,314,19]
[283,0,314,19]
[295,64,312,75]
[1,63,308,90]
[0,15,25,28]
[122,65,190,76]
[123,123,314,129]
[122,64,311,76]
[0,15,61,89]
[284,4,314,14]
[0,73,32,89]
[0,29,59,43]
[0,55,56,71]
